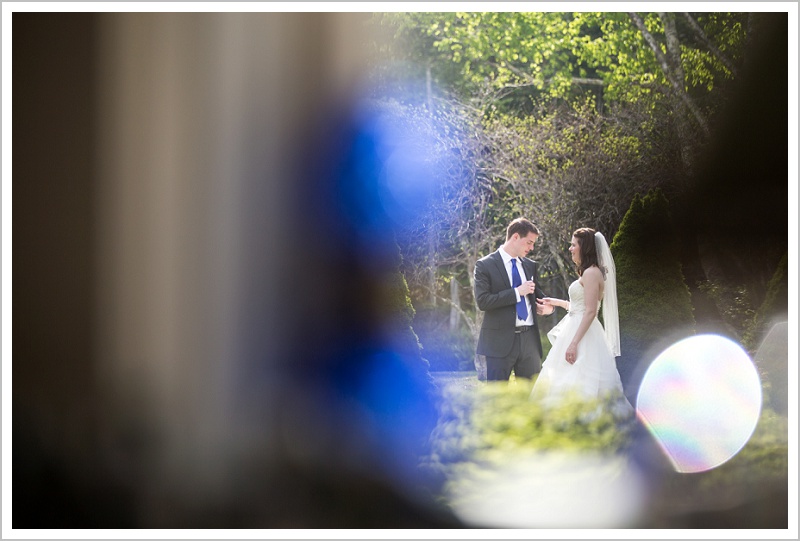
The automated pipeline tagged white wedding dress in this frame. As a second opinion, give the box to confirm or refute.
[530,279,633,414]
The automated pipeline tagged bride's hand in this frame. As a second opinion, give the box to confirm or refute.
[536,298,554,315]
[565,343,578,365]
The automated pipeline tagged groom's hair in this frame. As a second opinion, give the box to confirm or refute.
[506,218,539,240]
[573,227,599,276]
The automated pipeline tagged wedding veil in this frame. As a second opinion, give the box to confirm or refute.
[595,232,620,356]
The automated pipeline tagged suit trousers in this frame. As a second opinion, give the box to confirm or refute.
[485,327,542,381]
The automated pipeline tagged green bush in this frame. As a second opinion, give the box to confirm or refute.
[611,189,695,390]
[423,378,788,526]
[422,380,637,486]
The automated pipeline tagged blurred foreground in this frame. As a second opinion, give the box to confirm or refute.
[12,11,459,530]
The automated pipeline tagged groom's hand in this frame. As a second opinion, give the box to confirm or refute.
[516,280,535,296]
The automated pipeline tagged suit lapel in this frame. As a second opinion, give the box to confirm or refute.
[492,251,511,289]
[521,258,534,282]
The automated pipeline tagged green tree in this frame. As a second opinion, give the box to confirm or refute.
[611,189,695,394]
[368,13,776,383]
[382,12,746,111]
[485,97,674,294]
[373,12,748,174]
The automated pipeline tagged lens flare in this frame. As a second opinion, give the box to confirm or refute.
[636,334,762,473]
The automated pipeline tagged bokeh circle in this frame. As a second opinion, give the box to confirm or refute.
[636,334,762,473]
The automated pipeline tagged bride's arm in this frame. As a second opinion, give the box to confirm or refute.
[564,268,602,364]
[538,297,569,310]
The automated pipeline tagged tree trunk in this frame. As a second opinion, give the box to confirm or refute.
[427,225,438,306]
[660,12,695,176]
[449,275,460,330]
[426,61,434,112]
[466,256,486,379]
[629,12,710,141]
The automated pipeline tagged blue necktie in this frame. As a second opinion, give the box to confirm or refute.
[511,259,528,321]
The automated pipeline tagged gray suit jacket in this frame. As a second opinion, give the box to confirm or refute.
[474,250,546,358]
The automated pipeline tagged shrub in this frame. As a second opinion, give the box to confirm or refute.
[696,279,757,339]
[424,378,788,527]
[422,380,637,486]
[611,189,695,392]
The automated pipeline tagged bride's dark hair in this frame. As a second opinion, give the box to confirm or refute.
[573,227,601,277]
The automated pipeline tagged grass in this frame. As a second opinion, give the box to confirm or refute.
[430,370,483,392]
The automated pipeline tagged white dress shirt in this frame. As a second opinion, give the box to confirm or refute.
[499,246,534,326]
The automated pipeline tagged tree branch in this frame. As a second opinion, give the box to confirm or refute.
[490,60,605,93]
[682,12,738,76]
[628,12,710,136]
[416,281,478,337]
[660,13,685,83]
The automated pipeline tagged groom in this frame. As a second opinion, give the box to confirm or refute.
[474,218,554,381]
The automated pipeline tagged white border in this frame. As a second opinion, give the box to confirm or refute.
[786,3,799,539]
[0,2,799,13]
[2,1,13,538]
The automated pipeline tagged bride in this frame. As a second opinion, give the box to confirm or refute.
[530,228,632,414]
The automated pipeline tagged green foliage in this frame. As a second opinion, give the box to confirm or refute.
[384,243,417,347]
[697,279,757,340]
[484,98,668,243]
[370,12,757,370]
[425,375,789,524]
[373,12,747,108]
[611,189,695,379]
[743,252,788,351]
[424,380,636,479]
[384,269,424,358]
[382,238,430,375]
